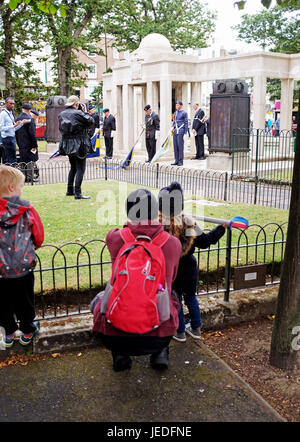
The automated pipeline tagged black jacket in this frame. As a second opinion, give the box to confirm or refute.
[58,107,94,158]
[192,108,206,136]
[145,112,160,139]
[15,113,38,150]
[88,112,100,138]
[102,114,116,138]
[171,220,225,296]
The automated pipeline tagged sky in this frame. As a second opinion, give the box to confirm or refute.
[204,0,277,52]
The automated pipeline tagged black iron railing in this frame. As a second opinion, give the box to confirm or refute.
[33,219,287,321]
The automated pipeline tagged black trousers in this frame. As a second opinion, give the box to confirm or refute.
[195,134,204,159]
[146,138,156,161]
[67,156,86,195]
[0,272,36,335]
[104,137,113,158]
[0,144,6,164]
[99,334,172,357]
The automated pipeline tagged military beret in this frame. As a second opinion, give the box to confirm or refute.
[144,104,151,111]
[176,100,183,105]
[22,103,32,110]
[103,108,109,113]
[31,109,39,116]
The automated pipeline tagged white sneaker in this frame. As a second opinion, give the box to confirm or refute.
[172,332,186,342]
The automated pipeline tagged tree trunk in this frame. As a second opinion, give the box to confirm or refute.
[57,46,72,97]
[2,9,13,93]
[269,95,300,371]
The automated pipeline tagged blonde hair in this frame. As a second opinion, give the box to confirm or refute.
[0,165,25,195]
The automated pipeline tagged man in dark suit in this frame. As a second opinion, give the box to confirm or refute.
[102,108,116,159]
[144,104,160,163]
[88,105,100,138]
[191,103,206,160]
[15,103,38,181]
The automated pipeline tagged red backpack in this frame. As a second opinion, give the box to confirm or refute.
[101,227,171,334]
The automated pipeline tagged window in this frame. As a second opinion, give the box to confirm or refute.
[85,82,97,100]
[88,64,97,79]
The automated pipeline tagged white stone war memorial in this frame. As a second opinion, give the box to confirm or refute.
[103,33,300,167]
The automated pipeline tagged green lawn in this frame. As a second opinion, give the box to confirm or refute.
[22,180,288,294]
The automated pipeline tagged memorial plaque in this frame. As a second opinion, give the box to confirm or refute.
[233,264,267,290]
[46,96,66,143]
[209,79,250,153]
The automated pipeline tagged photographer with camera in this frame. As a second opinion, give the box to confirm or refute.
[58,96,94,200]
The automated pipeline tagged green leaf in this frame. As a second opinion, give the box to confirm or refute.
[49,4,57,14]
[234,1,246,9]
[261,0,272,8]
[8,0,18,11]
[59,5,67,17]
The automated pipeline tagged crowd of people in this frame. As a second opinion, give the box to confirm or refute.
[0,160,226,372]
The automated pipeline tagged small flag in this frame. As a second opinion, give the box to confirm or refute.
[229,216,249,230]
[49,150,61,159]
[91,131,101,151]
[150,129,173,164]
[121,146,135,170]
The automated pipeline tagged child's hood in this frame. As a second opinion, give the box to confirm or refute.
[0,196,31,227]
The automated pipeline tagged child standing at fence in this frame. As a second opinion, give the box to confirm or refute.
[158,182,226,341]
[0,165,44,348]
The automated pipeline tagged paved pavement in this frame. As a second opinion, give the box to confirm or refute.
[0,338,284,423]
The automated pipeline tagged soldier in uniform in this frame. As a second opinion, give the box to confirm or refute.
[144,104,160,163]
[102,108,116,159]
[172,100,188,166]
[191,103,206,160]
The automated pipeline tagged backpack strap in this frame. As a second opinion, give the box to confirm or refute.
[119,227,135,244]
[152,230,170,248]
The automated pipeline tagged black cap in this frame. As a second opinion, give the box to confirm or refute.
[144,104,151,111]
[103,108,109,113]
[30,109,39,116]
[22,103,32,110]
[176,100,183,106]
[126,189,158,222]
[88,104,95,110]
[158,181,184,217]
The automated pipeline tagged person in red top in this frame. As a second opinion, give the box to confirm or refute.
[0,165,44,348]
[91,188,182,372]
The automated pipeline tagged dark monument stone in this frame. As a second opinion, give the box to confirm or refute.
[46,96,66,143]
[209,79,250,153]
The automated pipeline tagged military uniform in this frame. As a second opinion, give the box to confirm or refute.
[102,109,116,159]
[172,103,188,166]
[192,107,206,159]
[144,105,160,162]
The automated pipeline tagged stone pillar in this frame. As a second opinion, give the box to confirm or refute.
[153,82,159,113]
[114,85,123,153]
[253,75,267,130]
[146,81,153,107]
[159,79,172,149]
[280,78,294,131]
[122,84,134,151]
[134,86,144,152]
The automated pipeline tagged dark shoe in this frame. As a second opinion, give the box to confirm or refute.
[171,162,179,166]
[150,347,169,370]
[145,160,150,163]
[191,156,201,160]
[74,195,91,200]
[66,192,74,196]
[113,354,132,372]
[19,321,40,346]
[177,162,183,166]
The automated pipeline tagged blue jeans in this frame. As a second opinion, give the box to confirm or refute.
[2,136,17,164]
[177,292,202,333]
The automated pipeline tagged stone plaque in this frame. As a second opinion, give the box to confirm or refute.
[233,264,267,290]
